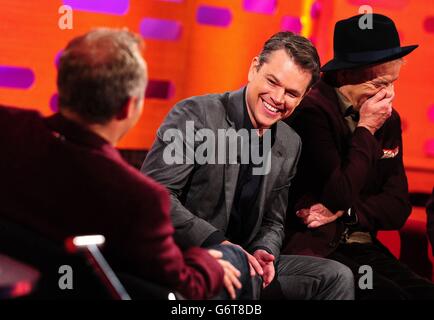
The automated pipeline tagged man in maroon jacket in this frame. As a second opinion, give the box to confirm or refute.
[0,28,250,299]
[283,14,434,299]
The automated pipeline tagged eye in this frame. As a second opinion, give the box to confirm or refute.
[267,78,276,86]
[285,91,297,98]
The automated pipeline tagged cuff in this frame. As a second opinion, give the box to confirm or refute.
[202,230,226,248]
[250,246,274,256]
[342,207,359,227]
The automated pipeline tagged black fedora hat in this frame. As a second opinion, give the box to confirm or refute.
[321,13,418,72]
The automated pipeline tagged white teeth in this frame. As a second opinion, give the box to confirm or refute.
[263,100,278,113]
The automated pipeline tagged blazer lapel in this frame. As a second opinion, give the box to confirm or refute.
[221,88,285,236]
[223,88,244,223]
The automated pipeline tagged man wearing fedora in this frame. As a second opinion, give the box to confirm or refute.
[282,13,434,299]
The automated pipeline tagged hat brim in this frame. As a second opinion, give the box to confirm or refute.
[320,45,418,72]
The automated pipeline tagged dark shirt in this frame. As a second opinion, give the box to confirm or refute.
[226,100,264,246]
[203,90,275,248]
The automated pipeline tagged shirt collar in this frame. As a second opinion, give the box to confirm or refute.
[243,87,276,142]
[43,113,123,161]
[243,87,255,130]
[334,88,353,116]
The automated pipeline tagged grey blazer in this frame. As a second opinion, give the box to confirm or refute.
[141,88,301,258]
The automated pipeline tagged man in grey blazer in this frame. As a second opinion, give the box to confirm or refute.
[142,32,354,299]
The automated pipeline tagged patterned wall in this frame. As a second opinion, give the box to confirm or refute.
[0,0,432,191]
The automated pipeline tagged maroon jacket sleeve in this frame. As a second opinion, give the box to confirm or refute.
[122,175,224,299]
[353,113,411,230]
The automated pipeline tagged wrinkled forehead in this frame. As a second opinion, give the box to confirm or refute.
[359,59,403,82]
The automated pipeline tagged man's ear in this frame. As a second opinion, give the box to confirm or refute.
[248,56,261,82]
[115,97,136,121]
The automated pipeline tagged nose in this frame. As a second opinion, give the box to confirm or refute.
[271,87,285,105]
[385,84,395,99]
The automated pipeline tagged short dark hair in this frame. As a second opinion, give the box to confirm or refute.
[258,32,320,89]
[57,28,147,124]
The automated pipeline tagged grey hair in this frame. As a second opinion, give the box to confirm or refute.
[57,28,147,123]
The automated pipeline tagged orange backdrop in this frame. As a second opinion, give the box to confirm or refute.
[0,0,432,192]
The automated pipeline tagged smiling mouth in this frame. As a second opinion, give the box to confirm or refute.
[262,99,281,114]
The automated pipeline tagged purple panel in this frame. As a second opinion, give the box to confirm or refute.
[63,0,129,15]
[0,66,35,89]
[310,1,321,19]
[196,6,232,27]
[140,18,182,41]
[424,139,434,157]
[309,36,317,46]
[243,0,277,15]
[424,16,434,33]
[281,16,302,34]
[50,94,59,112]
[145,80,175,99]
[55,50,63,69]
[428,105,434,123]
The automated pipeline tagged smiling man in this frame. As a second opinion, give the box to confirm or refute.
[142,32,354,300]
[246,48,309,131]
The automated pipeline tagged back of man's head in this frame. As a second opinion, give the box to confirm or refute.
[57,28,147,124]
